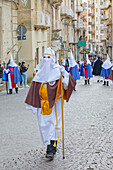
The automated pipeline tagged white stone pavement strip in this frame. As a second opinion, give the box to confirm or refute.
[0,77,113,169]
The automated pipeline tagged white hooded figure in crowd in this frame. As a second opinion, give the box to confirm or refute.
[2,53,22,94]
[69,51,80,91]
[25,47,76,160]
[100,54,112,86]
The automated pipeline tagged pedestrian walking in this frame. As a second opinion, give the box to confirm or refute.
[18,62,22,86]
[80,54,93,85]
[69,51,80,91]
[100,54,112,86]
[21,61,29,87]
[25,47,76,160]
[2,53,22,94]
[93,56,103,82]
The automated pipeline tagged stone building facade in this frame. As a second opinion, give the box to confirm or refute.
[0,0,18,66]
[0,0,84,79]
[100,0,113,61]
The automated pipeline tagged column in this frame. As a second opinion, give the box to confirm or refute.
[53,7,55,30]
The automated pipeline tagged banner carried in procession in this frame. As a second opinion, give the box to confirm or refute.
[21,0,28,6]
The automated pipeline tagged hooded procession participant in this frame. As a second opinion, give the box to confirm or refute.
[2,53,22,94]
[109,66,113,85]
[80,54,93,85]
[93,56,103,82]
[69,51,80,91]
[25,47,76,160]
[100,54,112,86]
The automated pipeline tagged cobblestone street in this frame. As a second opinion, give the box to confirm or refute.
[0,77,113,170]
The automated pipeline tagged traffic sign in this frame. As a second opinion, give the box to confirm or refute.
[16,24,27,36]
[17,35,26,40]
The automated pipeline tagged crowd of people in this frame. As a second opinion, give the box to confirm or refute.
[0,53,29,94]
[0,47,113,160]
[25,47,113,160]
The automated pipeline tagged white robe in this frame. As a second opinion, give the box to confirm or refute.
[27,71,69,145]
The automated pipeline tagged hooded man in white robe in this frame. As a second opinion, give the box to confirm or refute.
[100,54,112,86]
[25,47,76,159]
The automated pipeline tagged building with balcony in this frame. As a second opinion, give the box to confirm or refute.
[0,0,18,66]
[87,0,104,55]
[0,0,84,79]
[100,0,113,61]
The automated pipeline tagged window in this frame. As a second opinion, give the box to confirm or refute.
[96,8,98,12]
[42,46,44,56]
[96,35,98,39]
[36,48,39,64]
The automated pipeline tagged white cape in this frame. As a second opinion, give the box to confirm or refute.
[102,54,112,69]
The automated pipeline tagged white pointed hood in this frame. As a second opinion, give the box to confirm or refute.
[102,54,112,69]
[86,54,91,65]
[69,51,77,68]
[33,47,61,83]
[8,53,17,67]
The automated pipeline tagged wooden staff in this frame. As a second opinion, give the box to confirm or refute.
[58,43,68,159]
[60,44,65,159]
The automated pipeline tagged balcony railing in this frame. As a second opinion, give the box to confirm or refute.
[67,8,74,18]
[88,2,94,8]
[106,40,112,47]
[52,0,63,6]
[61,7,74,18]
[52,20,61,32]
[106,19,112,26]
[101,35,107,41]
[76,6,83,13]
[35,12,50,30]
[90,2,94,8]
[77,23,84,29]
[92,29,95,34]
[91,21,95,26]
[100,14,109,20]
[100,26,108,31]
[72,13,77,21]
[100,0,111,10]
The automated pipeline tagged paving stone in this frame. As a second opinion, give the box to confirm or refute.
[0,77,113,169]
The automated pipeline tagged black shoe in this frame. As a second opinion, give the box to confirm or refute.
[46,140,57,159]
[107,81,109,86]
[103,81,106,86]
[15,87,18,94]
[9,89,12,94]
[97,80,99,82]
[84,80,87,85]
[88,79,90,85]
[50,140,57,154]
